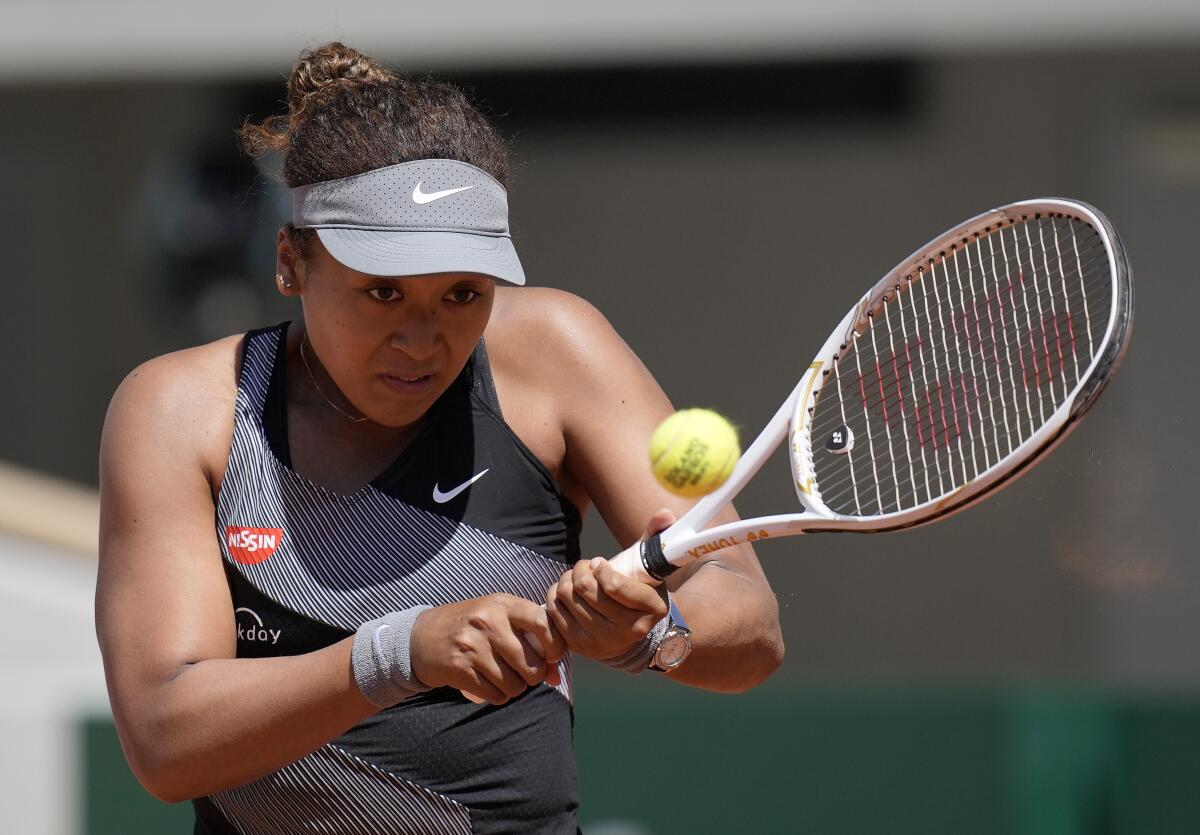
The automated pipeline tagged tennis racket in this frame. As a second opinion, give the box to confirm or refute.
[609,197,1133,584]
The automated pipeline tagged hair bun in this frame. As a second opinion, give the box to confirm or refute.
[241,40,509,191]
[287,42,394,114]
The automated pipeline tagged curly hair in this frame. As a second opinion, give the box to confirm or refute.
[240,41,510,258]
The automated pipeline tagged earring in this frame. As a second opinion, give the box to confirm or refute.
[276,273,289,288]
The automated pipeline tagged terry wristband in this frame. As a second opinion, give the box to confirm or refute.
[351,605,434,708]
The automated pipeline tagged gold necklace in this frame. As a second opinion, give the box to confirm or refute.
[299,334,369,423]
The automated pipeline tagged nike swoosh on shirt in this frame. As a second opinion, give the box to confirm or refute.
[412,182,475,204]
[432,468,490,504]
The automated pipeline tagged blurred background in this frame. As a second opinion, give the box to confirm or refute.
[2,1,1199,832]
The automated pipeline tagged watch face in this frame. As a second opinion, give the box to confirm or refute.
[656,633,690,669]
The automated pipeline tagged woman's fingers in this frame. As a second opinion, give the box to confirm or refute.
[507,599,567,663]
[545,559,669,660]
[563,557,665,618]
[415,594,570,705]
[590,558,668,616]
[643,508,677,538]
[554,564,606,633]
[472,642,535,702]
[458,671,507,706]
[567,559,631,622]
[545,582,594,648]
[488,624,549,688]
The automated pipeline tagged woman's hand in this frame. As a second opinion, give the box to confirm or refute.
[410,594,567,706]
[545,509,675,662]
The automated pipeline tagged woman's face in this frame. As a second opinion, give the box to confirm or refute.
[282,233,496,429]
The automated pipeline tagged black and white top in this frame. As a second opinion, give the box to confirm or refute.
[193,322,583,835]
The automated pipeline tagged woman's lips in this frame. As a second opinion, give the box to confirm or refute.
[380,372,436,395]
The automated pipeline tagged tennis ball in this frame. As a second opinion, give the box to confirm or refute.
[649,409,740,498]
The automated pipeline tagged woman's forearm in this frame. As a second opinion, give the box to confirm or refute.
[666,559,785,692]
[130,636,378,803]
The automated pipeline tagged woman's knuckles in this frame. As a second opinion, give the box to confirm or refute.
[466,613,493,632]
[597,575,624,596]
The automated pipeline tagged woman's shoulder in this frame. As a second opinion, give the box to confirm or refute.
[490,285,603,326]
[110,333,245,411]
[102,332,252,485]
[487,287,627,379]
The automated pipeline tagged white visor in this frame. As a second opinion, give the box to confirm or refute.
[291,158,526,285]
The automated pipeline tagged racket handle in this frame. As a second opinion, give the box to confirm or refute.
[461,536,669,704]
[519,535,670,659]
[609,535,672,585]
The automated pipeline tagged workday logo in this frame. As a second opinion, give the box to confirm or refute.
[235,607,282,645]
[225,526,284,565]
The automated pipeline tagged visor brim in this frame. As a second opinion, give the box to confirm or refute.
[316,228,526,286]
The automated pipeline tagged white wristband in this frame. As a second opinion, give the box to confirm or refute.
[350,606,433,708]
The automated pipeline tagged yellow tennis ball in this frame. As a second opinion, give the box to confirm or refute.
[649,409,740,498]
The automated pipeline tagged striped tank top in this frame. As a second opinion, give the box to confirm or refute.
[193,322,583,834]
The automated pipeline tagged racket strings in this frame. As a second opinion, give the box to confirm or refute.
[818,218,1108,514]
[820,403,1047,512]
[815,236,1109,401]
[810,242,1109,426]
[811,252,1108,448]
[817,228,1109,417]
[818,259,1100,510]
[812,267,1102,448]
[810,215,1112,518]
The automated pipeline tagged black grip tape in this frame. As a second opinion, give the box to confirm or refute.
[640,534,678,581]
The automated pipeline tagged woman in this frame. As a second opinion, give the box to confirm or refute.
[97,42,783,834]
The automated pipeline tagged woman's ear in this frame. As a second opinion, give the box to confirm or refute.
[275,227,304,297]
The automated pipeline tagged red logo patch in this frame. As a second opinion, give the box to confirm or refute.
[225,526,284,565]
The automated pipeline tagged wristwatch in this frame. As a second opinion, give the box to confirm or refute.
[650,596,693,671]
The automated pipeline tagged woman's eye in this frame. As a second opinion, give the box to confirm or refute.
[368,287,401,302]
[447,289,480,304]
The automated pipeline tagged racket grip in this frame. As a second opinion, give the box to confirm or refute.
[462,537,670,704]
[609,535,671,585]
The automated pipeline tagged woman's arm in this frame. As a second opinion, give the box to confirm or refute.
[97,350,390,802]
[97,350,380,802]
[511,291,785,692]
[97,349,560,803]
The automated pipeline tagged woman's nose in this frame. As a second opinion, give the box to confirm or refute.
[389,315,440,361]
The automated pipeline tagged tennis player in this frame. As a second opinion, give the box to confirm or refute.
[96,42,783,834]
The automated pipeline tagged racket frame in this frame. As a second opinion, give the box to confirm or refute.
[611,198,1132,584]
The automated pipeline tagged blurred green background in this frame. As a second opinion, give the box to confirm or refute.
[82,676,1200,834]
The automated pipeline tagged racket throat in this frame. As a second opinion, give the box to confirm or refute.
[610,534,676,584]
[638,534,677,581]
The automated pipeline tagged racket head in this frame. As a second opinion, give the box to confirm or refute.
[790,198,1133,531]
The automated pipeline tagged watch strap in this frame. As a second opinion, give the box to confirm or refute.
[666,595,690,633]
[600,613,669,675]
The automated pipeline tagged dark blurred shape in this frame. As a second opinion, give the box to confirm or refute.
[138,143,262,262]
[131,88,291,342]
[448,59,918,126]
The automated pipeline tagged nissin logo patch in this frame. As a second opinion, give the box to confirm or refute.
[225,527,283,565]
